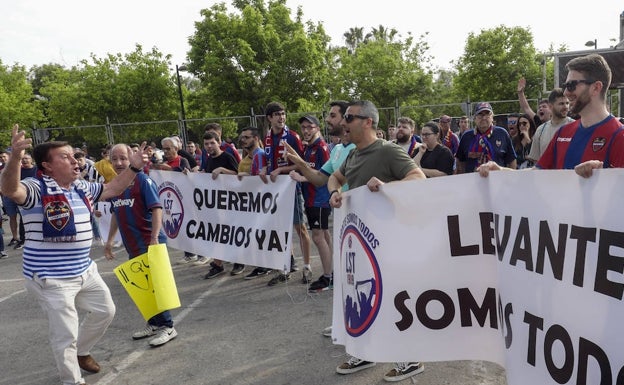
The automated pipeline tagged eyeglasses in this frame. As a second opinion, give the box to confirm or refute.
[562,79,595,92]
[344,114,370,123]
[519,121,529,126]
[507,120,517,125]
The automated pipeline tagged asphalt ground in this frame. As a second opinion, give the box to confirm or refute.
[0,230,507,385]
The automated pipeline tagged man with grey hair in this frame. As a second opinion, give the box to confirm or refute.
[328,100,427,382]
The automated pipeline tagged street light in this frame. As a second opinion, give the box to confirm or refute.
[585,39,597,49]
[175,64,188,145]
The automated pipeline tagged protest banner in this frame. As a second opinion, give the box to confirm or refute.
[94,201,122,244]
[114,244,181,321]
[149,171,295,271]
[331,169,624,385]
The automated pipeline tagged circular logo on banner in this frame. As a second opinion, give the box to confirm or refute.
[341,224,383,337]
[158,182,184,238]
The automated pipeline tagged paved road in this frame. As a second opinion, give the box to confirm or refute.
[0,233,507,385]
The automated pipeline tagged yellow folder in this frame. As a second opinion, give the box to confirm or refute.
[114,244,181,320]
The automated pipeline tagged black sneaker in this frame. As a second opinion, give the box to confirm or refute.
[336,356,376,374]
[308,275,331,292]
[244,267,271,280]
[230,263,245,276]
[204,264,225,279]
[7,239,18,247]
[290,255,299,272]
[267,273,290,286]
[14,241,24,250]
[383,362,424,382]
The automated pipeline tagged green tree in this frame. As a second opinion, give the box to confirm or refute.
[333,31,433,127]
[186,0,332,127]
[0,61,41,144]
[453,25,542,114]
[39,45,178,147]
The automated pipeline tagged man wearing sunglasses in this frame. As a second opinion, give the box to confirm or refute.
[479,54,624,177]
[327,100,426,382]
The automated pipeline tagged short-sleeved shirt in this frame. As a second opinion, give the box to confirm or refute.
[420,144,454,176]
[528,117,576,162]
[536,115,624,170]
[321,142,356,191]
[201,151,239,173]
[19,178,103,279]
[457,126,516,173]
[302,137,331,208]
[339,139,417,190]
[108,173,166,258]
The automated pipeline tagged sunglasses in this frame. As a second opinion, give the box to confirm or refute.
[562,79,594,92]
[344,114,370,123]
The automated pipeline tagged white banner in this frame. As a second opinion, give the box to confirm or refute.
[149,171,295,271]
[332,169,624,385]
[94,202,122,244]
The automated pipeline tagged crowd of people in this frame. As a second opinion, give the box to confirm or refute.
[0,52,622,385]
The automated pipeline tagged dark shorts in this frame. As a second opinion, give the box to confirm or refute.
[2,196,18,216]
[305,207,331,230]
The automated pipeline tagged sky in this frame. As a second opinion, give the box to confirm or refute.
[1,0,623,72]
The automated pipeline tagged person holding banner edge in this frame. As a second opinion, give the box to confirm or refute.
[103,143,177,347]
[477,53,624,177]
[327,100,427,382]
[1,125,147,385]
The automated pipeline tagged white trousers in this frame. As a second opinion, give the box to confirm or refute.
[25,262,116,385]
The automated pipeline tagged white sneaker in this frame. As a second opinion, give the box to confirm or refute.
[322,326,332,337]
[132,323,158,340]
[149,327,178,347]
[178,255,198,264]
[193,256,210,265]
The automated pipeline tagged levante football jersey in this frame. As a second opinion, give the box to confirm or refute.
[302,137,330,208]
[536,116,624,170]
[108,173,165,258]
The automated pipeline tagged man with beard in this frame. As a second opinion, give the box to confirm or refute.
[518,77,553,127]
[479,53,624,177]
[285,100,353,292]
[527,88,575,163]
[393,116,420,157]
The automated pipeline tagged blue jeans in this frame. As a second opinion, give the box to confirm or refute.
[149,311,173,328]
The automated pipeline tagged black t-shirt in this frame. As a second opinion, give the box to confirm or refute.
[178,149,198,169]
[202,151,239,173]
[420,144,454,176]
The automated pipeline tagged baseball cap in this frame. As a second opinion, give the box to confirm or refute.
[298,115,320,126]
[474,102,493,115]
[439,115,451,123]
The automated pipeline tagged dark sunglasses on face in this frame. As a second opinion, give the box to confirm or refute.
[508,120,517,125]
[343,114,369,123]
[562,79,595,92]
